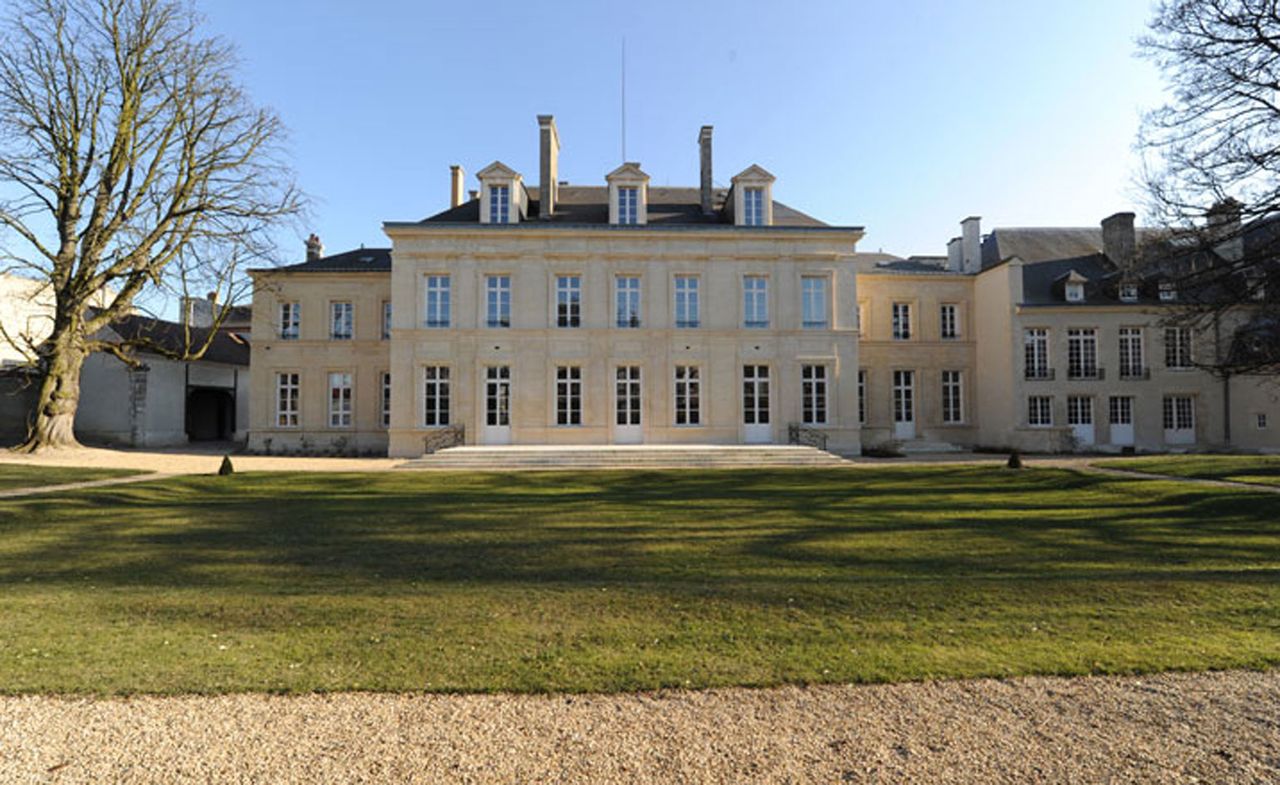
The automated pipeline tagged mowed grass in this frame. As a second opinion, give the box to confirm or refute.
[0,466,1276,695]
[1096,455,1280,487]
[0,463,139,491]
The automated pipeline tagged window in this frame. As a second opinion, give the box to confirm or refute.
[1024,328,1050,379]
[1067,396,1093,426]
[674,365,701,425]
[857,369,867,424]
[616,276,641,328]
[1159,282,1177,302]
[675,276,700,328]
[617,186,638,225]
[1119,327,1144,378]
[555,366,582,425]
[743,187,764,226]
[892,302,911,340]
[485,366,510,427]
[380,372,391,428]
[556,275,581,328]
[1163,395,1195,431]
[1067,328,1098,379]
[330,302,353,340]
[425,275,450,328]
[1110,396,1133,426]
[1066,282,1085,302]
[423,366,450,426]
[489,185,509,223]
[275,372,299,427]
[801,365,828,425]
[940,304,959,340]
[743,276,768,328]
[1120,283,1139,303]
[1028,396,1053,427]
[279,302,300,340]
[328,371,352,428]
[1258,413,1269,429]
[941,370,963,424]
[486,275,511,328]
[1165,327,1193,369]
[801,276,829,329]
[382,301,392,340]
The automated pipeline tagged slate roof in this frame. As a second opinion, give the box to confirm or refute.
[269,247,392,274]
[980,227,1166,267]
[106,313,249,366]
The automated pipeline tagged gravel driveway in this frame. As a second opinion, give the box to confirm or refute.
[2,670,1276,784]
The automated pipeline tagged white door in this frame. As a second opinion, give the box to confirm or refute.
[1068,396,1095,446]
[614,365,642,444]
[892,370,915,440]
[1109,396,1134,447]
[743,365,772,443]
[481,366,511,445]
[1164,395,1196,445]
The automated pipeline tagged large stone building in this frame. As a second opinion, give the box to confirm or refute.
[246,115,1280,457]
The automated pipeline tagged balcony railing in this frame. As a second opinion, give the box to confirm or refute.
[1025,368,1055,381]
[1067,367,1105,381]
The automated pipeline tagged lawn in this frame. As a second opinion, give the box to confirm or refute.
[0,463,139,491]
[0,466,1275,695]
[1095,455,1280,487]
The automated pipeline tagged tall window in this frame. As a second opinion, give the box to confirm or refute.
[1067,396,1093,427]
[802,276,829,329]
[801,364,828,425]
[743,276,768,328]
[382,301,392,340]
[425,275,450,328]
[857,369,867,424]
[940,304,959,340]
[674,365,701,425]
[556,275,581,328]
[423,366,450,426]
[380,372,391,428]
[330,302,353,340]
[486,275,511,328]
[275,372,299,427]
[328,371,352,428]
[1163,395,1195,430]
[279,302,300,340]
[556,366,582,425]
[1119,327,1144,378]
[616,276,641,328]
[941,370,963,424]
[1024,328,1050,379]
[1109,396,1133,426]
[892,302,911,340]
[489,185,509,223]
[743,187,764,226]
[675,276,700,328]
[1067,328,1098,379]
[617,186,638,225]
[1028,396,1053,427]
[1165,327,1193,368]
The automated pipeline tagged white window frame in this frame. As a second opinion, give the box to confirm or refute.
[1163,395,1195,431]
[380,371,391,428]
[382,301,392,340]
[1066,282,1085,303]
[275,371,299,428]
[1024,327,1050,379]
[1109,396,1133,426]
[801,364,828,425]
[1067,328,1098,379]
[801,276,829,330]
[617,186,639,225]
[615,275,641,328]
[556,275,582,328]
[1120,283,1139,303]
[1165,327,1193,369]
[328,371,353,428]
[1119,327,1144,378]
[743,187,765,226]
[1159,282,1178,302]
[425,275,451,328]
[674,365,701,426]
[1067,395,1093,426]
[674,275,700,328]
[941,370,964,424]
[486,275,511,328]
[279,302,300,340]
[423,366,450,427]
[489,184,510,223]
[330,302,353,341]
[743,275,769,328]
[892,302,912,340]
[555,365,582,426]
[1028,396,1053,427]
[940,303,959,340]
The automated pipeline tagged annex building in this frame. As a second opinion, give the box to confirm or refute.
[246,116,1280,458]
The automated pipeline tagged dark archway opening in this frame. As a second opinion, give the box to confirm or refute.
[187,387,235,441]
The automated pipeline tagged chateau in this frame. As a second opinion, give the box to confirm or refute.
[247,116,1279,457]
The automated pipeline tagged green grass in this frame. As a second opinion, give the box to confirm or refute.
[0,463,139,491]
[1096,455,1280,487]
[0,466,1276,695]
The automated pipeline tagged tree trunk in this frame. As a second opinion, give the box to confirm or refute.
[16,327,87,452]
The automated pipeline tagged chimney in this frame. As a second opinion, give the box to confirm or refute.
[468,189,479,201]
[1101,212,1136,273]
[961,216,981,273]
[449,165,465,208]
[1207,199,1243,262]
[699,125,714,215]
[947,237,963,273]
[537,115,560,219]
[305,233,324,262]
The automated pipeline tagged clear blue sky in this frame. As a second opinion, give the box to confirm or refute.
[202,0,1165,261]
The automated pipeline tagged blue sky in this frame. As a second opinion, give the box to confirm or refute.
[202,0,1165,261]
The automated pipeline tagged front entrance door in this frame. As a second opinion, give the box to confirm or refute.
[481,366,511,445]
[1068,395,1095,446]
[743,365,772,443]
[1109,396,1134,447]
[614,365,642,444]
[893,370,915,440]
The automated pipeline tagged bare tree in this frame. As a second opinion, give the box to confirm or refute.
[0,0,301,450]
[1139,0,1280,376]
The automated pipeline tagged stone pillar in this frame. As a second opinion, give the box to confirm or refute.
[128,366,149,447]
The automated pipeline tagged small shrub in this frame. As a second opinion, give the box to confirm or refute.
[1007,449,1023,469]
[862,444,905,459]
[218,455,235,476]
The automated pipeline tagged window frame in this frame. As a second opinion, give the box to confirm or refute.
[674,365,701,426]
[424,275,451,328]
[1067,327,1099,379]
[940,303,959,340]
[279,301,300,341]
[380,371,392,428]
[615,275,642,328]
[1165,327,1193,369]
[801,275,830,330]
[327,370,353,429]
[489,184,510,223]
[941,369,964,424]
[275,371,300,428]
[617,186,639,225]
[423,366,451,427]
[330,301,353,341]
[486,274,512,329]
[743,187,765,226]
[891,302,912,340]
[743,275,769,329]
[674,275,700,329]
[1028,395,1053,428]
[556,275,582,328]
[801,364,828,425]
[555,365,583,426]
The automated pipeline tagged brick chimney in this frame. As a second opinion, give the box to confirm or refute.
[961,216,981,273]
[449,165,465,208]
[1101,212,1136,273]
[538,115,560,219]
[305,233,324,262]
[699,125,714,215]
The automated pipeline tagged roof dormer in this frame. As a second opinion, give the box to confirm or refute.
[1060,270,1088,303]
[729,165,776,227]
[606,162,650,225]
[476,161,525,224]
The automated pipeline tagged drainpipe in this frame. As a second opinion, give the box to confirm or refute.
[1223,373,1232,447]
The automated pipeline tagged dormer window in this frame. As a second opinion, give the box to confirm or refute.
[1066,282,1085,302]
[476,161,524,224]
[730,165,776,227]
[618,187,638,224]
[489,185,509,223]
[1159,282,1178,302]
[606,162,649,225]
[744,188,764,226]
[1119,283,1139,303]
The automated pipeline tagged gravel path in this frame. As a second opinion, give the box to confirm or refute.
[0,472,174,499]
[2,670,1276,784]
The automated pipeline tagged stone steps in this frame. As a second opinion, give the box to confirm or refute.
[399,445,852,471]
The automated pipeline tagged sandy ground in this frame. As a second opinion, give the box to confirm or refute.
[0,670,1276,784]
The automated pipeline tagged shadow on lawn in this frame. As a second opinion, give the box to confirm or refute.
[0,467,1277,597]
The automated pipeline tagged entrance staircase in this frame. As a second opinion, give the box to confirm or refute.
[399,444,852,471]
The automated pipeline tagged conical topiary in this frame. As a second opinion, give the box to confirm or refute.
[1007,449,1023,469]
[218,454,234,476]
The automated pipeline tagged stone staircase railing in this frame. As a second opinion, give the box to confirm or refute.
[787,423,828,451]
[423,424,465,454]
